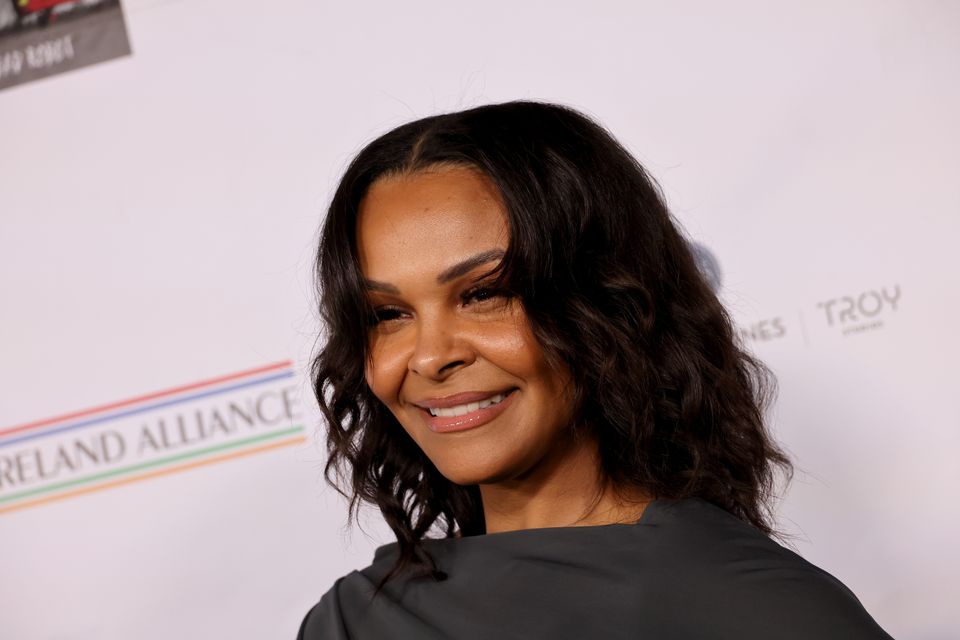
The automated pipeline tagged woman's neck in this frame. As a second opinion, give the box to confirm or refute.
[478,431,651,534]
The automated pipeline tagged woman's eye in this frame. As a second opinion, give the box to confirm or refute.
[463,286,509,306]
[370,307,405,325]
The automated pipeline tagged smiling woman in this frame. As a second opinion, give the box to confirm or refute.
[299,102,893,639]
[356,167,589,518]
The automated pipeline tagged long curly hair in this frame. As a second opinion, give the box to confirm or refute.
[311,101,793,588]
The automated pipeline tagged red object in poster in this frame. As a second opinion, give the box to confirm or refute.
[16,0,77,15]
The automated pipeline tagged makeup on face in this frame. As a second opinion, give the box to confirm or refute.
[412,388,518,433]
[356,165,575,486]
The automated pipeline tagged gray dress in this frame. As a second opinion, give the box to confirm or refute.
[298,497,894,639]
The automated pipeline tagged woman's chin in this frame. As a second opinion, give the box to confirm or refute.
[436,461,513,487]
[439,470,495,487]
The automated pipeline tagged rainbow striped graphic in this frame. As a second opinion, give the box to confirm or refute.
[0,361,307,515]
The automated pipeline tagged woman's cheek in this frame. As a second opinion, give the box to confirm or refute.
[365,334,409,404]
[478,316,541,369]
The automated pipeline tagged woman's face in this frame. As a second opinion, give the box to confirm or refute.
[356,165,575,486]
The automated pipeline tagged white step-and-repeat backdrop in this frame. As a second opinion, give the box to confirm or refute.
[2,1,957,638]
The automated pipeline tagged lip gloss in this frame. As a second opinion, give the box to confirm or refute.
[421,390,516,433]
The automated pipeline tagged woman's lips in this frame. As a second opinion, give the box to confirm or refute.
[418,389,517,433]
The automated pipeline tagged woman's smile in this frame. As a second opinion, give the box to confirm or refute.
[412,388,518,433]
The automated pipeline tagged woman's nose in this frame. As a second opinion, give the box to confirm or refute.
[408,314,475,380]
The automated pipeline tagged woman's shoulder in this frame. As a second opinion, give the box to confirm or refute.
[637,498,893,638]
[296,573,359,640]
[640,496,823,569]
[297,498,893,639]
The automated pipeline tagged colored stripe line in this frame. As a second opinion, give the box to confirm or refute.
[0,425,305,506]
[0,360,293,439]
[0,431,307,515]
[0,371,297,449]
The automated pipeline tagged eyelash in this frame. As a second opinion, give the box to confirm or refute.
[463,285,505,304]
[368,285,510,326]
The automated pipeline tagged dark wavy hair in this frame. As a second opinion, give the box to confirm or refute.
[311,101,793,587]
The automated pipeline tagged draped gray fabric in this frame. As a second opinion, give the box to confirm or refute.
[298,498,894,639]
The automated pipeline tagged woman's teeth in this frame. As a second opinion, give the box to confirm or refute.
[428,393,507,417]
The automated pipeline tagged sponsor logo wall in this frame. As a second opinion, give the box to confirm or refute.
[0,361,304,515]
[695,243,904,346]
[1,2,956,639]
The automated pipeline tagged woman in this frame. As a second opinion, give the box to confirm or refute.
[299,101,893,639]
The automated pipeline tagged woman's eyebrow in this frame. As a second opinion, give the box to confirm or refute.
[363,279,400,294]
[436,249,505,284]
[363,249,505,293]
